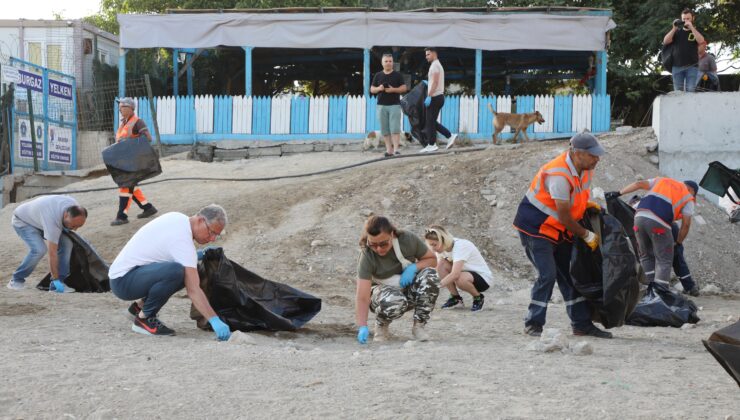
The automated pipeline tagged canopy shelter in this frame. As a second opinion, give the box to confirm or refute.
[116,7,615,98]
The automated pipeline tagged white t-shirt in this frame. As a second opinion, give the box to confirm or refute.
[436,238,493,286]
[109,212,197,279]
[12,195,78,244]
[427,59,445,97]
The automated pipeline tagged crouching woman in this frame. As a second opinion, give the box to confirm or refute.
[355,215,440,344]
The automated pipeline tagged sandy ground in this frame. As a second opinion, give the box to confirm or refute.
[1,129,739,418]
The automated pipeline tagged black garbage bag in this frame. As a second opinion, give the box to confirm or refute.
[37,230,110,293]
[102,138,162,188]
[570,210,640,328]
[702,320,740,387]
[606,195,640,254]
[191,248,322,332]
[699,161,740,203]
[400,83,427,146]
[626,282,700,327]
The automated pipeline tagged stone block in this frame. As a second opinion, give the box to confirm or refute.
[247,146,282,158]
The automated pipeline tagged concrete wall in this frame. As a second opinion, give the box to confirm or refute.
[652,92,740,192]
[77,131,113,169]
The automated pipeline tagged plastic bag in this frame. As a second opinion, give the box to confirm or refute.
[37,230,110,293]
[702,320,740,387]
[191,248,322,331]
[102,138,162,188]
[626,282,700,327]
[400,83,427,146]
[570,210,640,328]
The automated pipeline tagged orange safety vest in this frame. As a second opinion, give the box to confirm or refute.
[636,177,695,224]
[513,151,592,242]
[116,115,141,142]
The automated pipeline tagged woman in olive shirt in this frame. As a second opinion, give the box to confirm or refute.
[355,216,440,344]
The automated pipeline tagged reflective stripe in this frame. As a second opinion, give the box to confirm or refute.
[679,274,691,279]
[526,190,560,219]
[530,300,548,308]
[654,279,670,285]
[644,270,655,275]
[674,194,693,212]
[564,296,587,306]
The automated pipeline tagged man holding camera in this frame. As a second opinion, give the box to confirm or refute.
[663,8,705,92]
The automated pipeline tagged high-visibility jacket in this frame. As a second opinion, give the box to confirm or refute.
[513,151,592,243]
[637,177,695,225]
[116,115,141,142]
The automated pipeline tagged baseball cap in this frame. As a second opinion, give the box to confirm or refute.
[684,180,699,196]
[570,132,605,156]
[117,97,136,109]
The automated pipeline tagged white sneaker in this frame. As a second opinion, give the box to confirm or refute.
[426,144,439,153]
[446,134,458,149]
[418,145,430,153]
[7,280,26,290]
[49,281,76,293]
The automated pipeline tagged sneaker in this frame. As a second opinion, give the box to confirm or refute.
[426,144,439,152]
[110,218,129,226]
[446,134,458,149]
[394,151,401,155]
[137,206,158,219]
[418,145,431,153]
[683,287,700,297]
[412,321,430,342]
[6,280,26,290]
[471,293,485,312]
[49,281,76,293]
[573,325,613,339]
[132,316,176,336]
[374,323,390,343]
[524,324,543,337]
[127,301,142,320]
[441,295,463,309]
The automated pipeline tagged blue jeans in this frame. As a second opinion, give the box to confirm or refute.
[672,65,698,92]
[671,223,696,291]
[519,232,593,330]
[110,262,185,317]
[13,225,72,284]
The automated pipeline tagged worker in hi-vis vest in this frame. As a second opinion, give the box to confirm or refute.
[513,132,613,339]
[110,97,158,226]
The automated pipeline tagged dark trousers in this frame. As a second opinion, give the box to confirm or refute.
[519,232,593,330]
[423,95,451,146]
[110,262,185,317]
[671,223,696,291]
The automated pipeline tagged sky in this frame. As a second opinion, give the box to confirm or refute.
[4,0,101,20]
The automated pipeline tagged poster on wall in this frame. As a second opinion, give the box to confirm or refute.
[17,119,45,159]
[48,124,72,164]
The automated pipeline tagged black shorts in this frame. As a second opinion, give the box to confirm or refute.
[466,271,490,292]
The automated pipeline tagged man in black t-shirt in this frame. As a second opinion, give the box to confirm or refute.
[371,54,407,156]
[663,8,705,92]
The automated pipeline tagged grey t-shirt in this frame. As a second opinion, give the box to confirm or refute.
[12,195,78,244]
[357,231,429,280]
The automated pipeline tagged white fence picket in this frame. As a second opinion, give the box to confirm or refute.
[309,96,328,134]
[534,95,554,133]
[270,95,291,134]
[572,94,592,132]
[231,96,253,134]
[156,96,176,135]
[346,95,366,134]
[459,95,478,133]
[194,95,214,134]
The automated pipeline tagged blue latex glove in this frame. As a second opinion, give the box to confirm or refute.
[400,263,418,288]
[50,279,65,293]
[357,326,369,344]
[424,96,432,108]
[421,80,427,86]
[208,316,231,341]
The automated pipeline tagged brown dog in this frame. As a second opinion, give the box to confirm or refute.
[488,103,545,144]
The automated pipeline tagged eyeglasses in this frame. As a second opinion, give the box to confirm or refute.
[204,219,221,240]
[366,239,391,250]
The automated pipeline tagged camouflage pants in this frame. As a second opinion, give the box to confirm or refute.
[370,267,440,325]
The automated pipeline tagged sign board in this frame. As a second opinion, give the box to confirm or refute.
[17,118,45,159]
[48,124,72,164]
